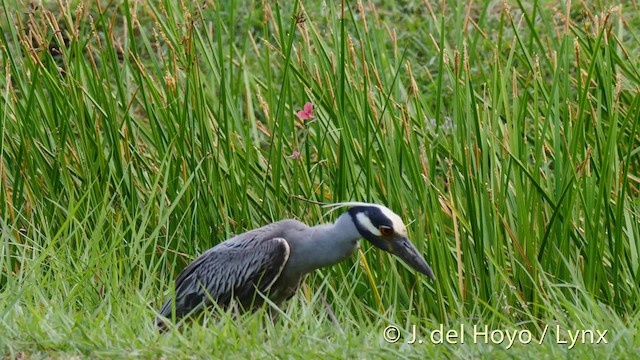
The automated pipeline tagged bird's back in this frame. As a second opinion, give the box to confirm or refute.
[217,219,309,250]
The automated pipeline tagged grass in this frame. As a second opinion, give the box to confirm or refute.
[1,0,639,358]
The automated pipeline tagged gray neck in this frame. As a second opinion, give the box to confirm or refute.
[288,212,362,275]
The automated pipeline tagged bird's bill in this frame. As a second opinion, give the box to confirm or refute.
[389,237,435,280]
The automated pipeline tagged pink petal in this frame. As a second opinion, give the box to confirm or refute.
[297,111,310,120]
[288,150,301,159]
[303,102,313,115]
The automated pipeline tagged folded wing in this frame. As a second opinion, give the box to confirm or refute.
[156,237,290,328]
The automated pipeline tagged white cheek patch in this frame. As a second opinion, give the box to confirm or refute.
[377,205,408,236]
[356,213,381,236]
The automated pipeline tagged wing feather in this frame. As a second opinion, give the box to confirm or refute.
[157,236,289,327]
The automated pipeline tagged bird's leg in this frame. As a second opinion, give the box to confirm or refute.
[265,305,281,324]
[228,301,243,322]
[318,292,341,329]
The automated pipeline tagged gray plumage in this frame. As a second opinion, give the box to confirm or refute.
[156,203,434,330]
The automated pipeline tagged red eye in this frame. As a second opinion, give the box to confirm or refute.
[379,226,393,236]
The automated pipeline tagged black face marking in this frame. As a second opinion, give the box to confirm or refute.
[347,206,396,250]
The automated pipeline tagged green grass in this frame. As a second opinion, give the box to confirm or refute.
[1,0,639,358]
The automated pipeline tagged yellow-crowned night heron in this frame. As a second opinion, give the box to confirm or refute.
[156,202,434,330]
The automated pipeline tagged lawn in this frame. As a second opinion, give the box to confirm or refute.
[1,0,639,358]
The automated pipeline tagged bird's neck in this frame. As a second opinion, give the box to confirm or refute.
[294,212,362,274]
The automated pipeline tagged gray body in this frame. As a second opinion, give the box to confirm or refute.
[157,204,434,330]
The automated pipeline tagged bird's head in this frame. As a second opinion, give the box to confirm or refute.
[330,202,435,280]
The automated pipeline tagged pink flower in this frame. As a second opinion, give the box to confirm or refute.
[288,149,301,159]
[296,102,314,120]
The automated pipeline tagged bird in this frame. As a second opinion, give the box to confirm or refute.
[156,202,434,330]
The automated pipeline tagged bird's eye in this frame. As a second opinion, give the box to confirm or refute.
[379,226,393,236]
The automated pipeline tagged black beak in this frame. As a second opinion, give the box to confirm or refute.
[388,236,435,280]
